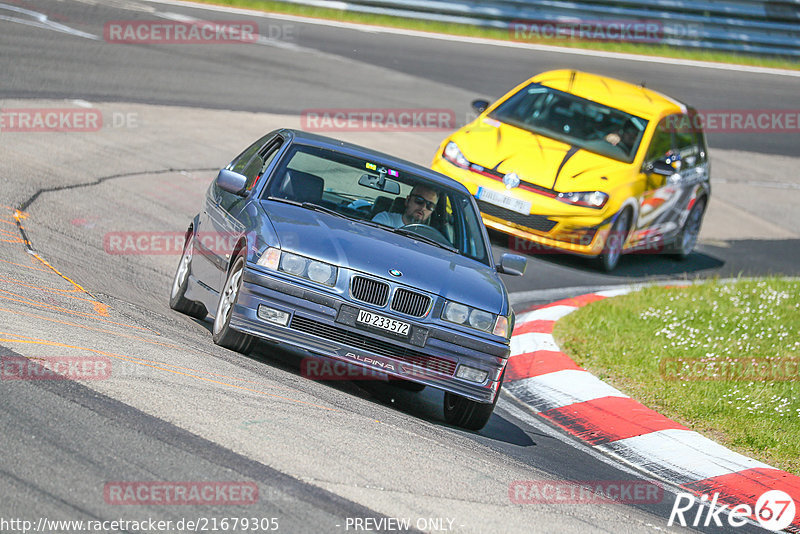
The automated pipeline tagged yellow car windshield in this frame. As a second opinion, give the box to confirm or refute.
[489,83,648,163]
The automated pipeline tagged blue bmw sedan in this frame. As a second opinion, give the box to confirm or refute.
[169,129,526,430]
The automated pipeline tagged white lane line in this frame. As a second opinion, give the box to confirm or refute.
[599,429,773,485]
[141,0,800,78]
[510,332,560,356]
[0,3,99,40]
[507,370,629,410]
[516,304,577,323]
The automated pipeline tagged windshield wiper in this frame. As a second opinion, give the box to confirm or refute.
[266,196,302,206]
[389,227,458,253]
[268,198,400,229]
[266,197,358,222]
[301,202,352,219]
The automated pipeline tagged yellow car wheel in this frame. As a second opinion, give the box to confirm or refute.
[597,209,631,272]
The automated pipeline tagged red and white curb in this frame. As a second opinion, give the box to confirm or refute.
[505,288,800,532]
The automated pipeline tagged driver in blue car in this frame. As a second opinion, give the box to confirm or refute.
[372,185,439,228]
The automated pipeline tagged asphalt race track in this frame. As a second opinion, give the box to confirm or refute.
[1,1,799,532]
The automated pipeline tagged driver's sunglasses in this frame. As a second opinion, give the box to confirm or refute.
[410,194,436,210]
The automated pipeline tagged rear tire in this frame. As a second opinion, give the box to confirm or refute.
[443,370,504,431]
[597,209,631,272]
[671,197,706,260]
[169,234,207,320]
[212,254,255,354]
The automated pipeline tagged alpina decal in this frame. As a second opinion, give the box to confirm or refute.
[344,352,396,372]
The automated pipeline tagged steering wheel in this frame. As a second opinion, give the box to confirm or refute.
[399,223,452,247]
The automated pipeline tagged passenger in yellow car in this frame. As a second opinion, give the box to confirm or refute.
[605,120,640,156]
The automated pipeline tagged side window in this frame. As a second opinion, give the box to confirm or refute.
[226,136,283,194]
[229,133,271,175]
[217,135,281,212]
[672,112,705,170]
[245,139,283,192]
[644,117,673,165]
[239,154,263,185]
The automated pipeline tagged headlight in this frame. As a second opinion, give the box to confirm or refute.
[281,252,307,275]
[443,302,469,324]
[258,250,337,286]
[469,310,494,331]
[442,300,499,334]
[556,191,609,209]
[443,141,470,168]
[307,261,335,285]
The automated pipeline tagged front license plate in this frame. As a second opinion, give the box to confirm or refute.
[477,187,531,215]
[356,309,410,337]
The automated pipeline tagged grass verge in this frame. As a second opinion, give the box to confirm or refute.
[195,0,800,70]
[553,278,800,475]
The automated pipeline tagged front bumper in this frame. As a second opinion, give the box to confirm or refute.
[229,267,509,404]
[431,157,613,257]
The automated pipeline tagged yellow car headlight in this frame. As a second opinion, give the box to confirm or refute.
[443,141,470,168]
[556,191,609,209]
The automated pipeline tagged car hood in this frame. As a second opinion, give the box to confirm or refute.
[453,119,630,190]
[261,201,507,313]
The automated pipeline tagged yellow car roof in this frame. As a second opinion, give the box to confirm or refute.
[529,70,686,120]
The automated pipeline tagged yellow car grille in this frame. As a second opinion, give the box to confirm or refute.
[477,201,557,233]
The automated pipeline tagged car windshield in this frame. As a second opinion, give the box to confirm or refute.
[489,83,648,163]
[263,144,492,265]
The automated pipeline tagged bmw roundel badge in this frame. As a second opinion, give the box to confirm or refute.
[389,269,402,277]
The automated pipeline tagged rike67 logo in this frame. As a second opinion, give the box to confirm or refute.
[669,490,796,531]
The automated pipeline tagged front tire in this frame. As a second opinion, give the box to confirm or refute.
[597,209,631,272]
[169,234,207,320]
[672,197,706,260]
[443,371,504,431]
[212,254,255,354]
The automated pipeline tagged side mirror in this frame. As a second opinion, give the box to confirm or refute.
[216,169,248,195]
[497,253,526,276]
[645,159,675,177]
[471,99,490,114]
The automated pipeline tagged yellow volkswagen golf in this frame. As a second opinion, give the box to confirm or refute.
[432,69,710,271]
